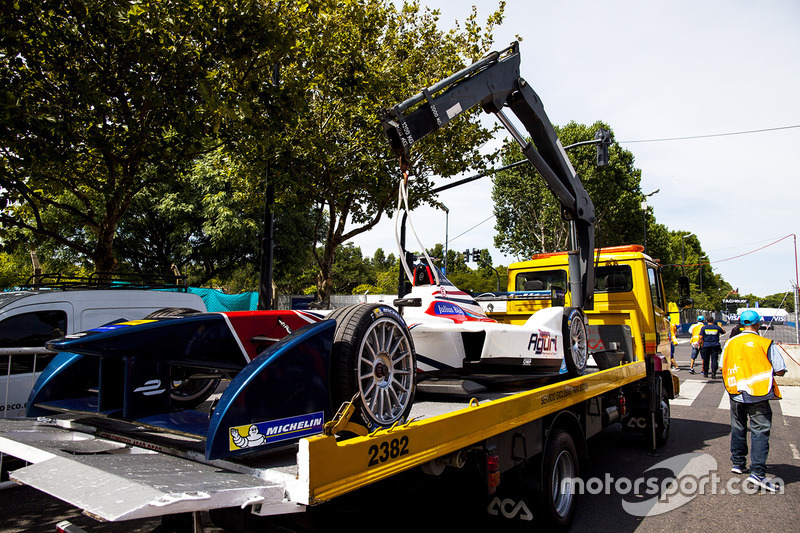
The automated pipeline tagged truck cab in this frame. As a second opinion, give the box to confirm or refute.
[482,245,672,366]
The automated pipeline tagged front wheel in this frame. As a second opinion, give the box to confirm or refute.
[328,304,416,431]
[562,308,588,377]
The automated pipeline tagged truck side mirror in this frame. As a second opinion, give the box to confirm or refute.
[677,298,694,310]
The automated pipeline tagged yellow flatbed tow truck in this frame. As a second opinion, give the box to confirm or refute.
[0,355,648,531]
[0,42,687,532]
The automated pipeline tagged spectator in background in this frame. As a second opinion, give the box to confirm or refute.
[668,317,679,370]
[700,317,725,379]
[688,316,705,374]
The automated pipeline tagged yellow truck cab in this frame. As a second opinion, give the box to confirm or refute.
[488,245,672,368]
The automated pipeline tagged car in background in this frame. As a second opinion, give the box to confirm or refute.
[0,274,207,418]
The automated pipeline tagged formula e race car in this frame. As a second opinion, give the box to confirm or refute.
[26,262,587,461]
[25,42,597,461]
[398,261,587,379]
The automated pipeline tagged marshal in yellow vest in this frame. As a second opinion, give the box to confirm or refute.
[721,333,781,399]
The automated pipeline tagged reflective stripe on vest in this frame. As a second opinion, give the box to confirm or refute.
[690,323,703,345]
[722,333,781,399]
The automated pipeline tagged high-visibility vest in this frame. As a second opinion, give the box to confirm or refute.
[690,323,703,346]
[670,323,678,345]
[722,333,781,399]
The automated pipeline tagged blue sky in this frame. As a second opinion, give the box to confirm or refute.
[353,0,800,298]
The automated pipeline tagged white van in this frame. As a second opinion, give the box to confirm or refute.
[0,287,206,417]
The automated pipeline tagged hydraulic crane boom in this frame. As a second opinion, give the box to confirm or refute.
[381,42,596,309]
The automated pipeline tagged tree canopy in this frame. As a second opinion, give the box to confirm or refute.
[1,0,507,305]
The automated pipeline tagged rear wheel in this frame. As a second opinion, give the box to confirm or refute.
[144,307,220,408]
[655,382,671,447]
[539,430,579,531]
[170,370,222,408]
[328,304,416,431]
[144,307,202,318]
[562,308,587,377]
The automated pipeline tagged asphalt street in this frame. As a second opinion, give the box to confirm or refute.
[1,339,798,532]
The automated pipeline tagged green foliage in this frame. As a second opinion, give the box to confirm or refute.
[492,121,644,260]
[274,0,506,304]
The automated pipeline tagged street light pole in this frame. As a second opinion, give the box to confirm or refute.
[641,189,660,253]
[681,233,695,276]
[699,255,708,292]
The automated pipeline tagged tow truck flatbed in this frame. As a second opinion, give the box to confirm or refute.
[0,361,645,523]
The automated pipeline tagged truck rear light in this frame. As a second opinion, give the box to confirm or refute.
[487,453,500,493]
[619,395,627,416]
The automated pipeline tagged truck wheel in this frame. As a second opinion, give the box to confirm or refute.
[562,308,587,377]
[655,386,671,447]
[540,429,579,530]
[328,304,416,431]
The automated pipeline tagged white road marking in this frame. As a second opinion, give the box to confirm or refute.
[790,443,800,460]
[718,391,729,411]
[672,379,708,406]
[778,386,800,418]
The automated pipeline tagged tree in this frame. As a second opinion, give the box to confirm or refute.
[0,0,315,276]
[492,121,644,260]
[275,0,506,305]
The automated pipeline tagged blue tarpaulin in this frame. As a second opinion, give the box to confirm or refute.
[188,287,258,312]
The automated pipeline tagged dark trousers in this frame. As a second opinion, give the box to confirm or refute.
[701,345,721,376]
[730,398,772,476]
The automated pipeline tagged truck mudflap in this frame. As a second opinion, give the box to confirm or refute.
[26,313,336,459]
[0,419,291,522]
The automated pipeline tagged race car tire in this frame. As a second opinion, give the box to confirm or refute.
[144,307,220,408]
[328,304,416,431]
[144,307,202,318]
[170,370,222,408]
[562,308,588,377]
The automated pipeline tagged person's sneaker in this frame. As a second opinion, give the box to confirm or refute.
[703,373,708,377]
[712,372,716,379]
[731,465,749,474]
[689,369,695,374]
[746,474,779,492]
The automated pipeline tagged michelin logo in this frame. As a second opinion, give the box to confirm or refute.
[229,411,325,451]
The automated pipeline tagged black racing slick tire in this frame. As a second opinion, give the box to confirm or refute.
[328,304,416,431]
[144,307,220,409]
[539,430,579,531]
[562,308,588,377]
[144,307,202,319]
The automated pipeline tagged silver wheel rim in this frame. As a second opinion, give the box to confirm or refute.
[569,315,588,370]
[551,449,576,517]
[357,317,414,425]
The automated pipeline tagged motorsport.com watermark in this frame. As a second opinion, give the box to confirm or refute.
[560,452,784,517]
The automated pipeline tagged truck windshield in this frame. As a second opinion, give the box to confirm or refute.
[594,265,633,293]
[515,270,567,292]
